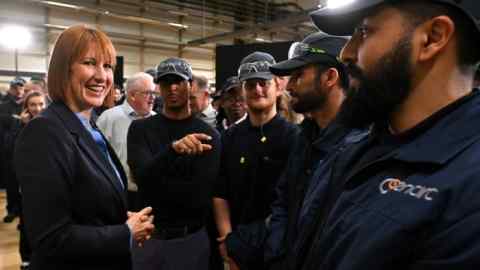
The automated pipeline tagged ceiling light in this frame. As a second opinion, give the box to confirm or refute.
[326,0,356,9]
[168,23,188,29]
[0,25,32,50]
[42,1,80,9]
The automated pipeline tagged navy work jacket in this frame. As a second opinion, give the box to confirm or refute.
[265,118,367,268]
[301,90,480,270]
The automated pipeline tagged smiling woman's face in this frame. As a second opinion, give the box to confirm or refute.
[65,43,114,112]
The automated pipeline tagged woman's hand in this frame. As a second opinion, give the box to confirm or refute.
[126,207,155,246]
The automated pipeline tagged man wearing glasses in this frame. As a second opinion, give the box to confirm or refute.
[127,57,221,270]
[216,76,248,133]
[97,72,157,211]
[213,52,298,270]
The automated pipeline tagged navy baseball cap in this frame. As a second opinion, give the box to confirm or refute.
[222,76,241,93]
[270,32,348,76]
[155,57,193,83]
[238,52,276,82]
[310,0,480,36]
[10,77,26,87]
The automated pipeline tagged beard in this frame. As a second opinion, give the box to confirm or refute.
[291,82,327,114]
[338,33,414,129]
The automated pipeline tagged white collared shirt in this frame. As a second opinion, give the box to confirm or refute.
[198,104,218,128]
[96,101,156,192]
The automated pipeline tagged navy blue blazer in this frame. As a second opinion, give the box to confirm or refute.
[14,101,132,270]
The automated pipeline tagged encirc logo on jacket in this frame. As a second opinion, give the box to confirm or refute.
[379,178,438,201]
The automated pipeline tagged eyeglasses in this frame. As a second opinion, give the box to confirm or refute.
[137,90,160,98]
[223,94,246,103]
[238,61,273,79]
[243,79,272,91]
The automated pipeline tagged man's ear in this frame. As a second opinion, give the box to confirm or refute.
[417,15,455,62]
[320,68,340,89]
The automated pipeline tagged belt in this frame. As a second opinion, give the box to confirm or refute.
[151,224,203,240]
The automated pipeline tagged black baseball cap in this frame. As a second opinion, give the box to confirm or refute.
[10,77,26,87]
[144,68,157,80]
[270,32,348,76]
[222,76,241,93]
[155,57,193,83]
[238,52,276,82]
[310,0,480,36]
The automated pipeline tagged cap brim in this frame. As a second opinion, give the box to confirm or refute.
[239,72,274,82]
[270,58,308,76]
[155,72,189,83]
[310,0,383,35]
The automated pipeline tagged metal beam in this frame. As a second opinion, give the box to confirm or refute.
[187,9,314,46]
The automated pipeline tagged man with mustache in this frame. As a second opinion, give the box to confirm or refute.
[127,58,221,270]
[297,0,480,269]
[264,32,368,270]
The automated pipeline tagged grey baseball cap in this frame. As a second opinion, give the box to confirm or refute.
[10,77,26,87]
[155,57,193,83]
[237,52,276,82]
[310,0,480,36]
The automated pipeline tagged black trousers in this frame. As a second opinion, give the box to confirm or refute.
[5,171,21,215]
[18,212,32,262]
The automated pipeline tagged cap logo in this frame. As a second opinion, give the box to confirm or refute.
[238,61,272,78]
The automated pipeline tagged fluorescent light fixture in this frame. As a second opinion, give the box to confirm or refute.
[168,10,189,17]
[327,0,356,9]
[168,23,189,29]
[42,1,80,9]
[255,37,267,42]
[0,25,32,50]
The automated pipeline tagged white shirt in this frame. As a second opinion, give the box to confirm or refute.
[96,101,156,192]
[222,113,247,130]
[198,103,218,128]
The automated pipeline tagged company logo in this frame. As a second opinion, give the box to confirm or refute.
[379,178,438,201]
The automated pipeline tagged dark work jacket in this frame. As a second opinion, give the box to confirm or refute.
[0,94,22,116]
[214,114,299,268]
[14,102,131,270]
[301,90,480,270]
[265,117,368,269]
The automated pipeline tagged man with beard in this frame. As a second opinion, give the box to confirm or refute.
[127,58,221,270]
[213,52,298,270]
[296,1,480,269]
[263,32,368,270]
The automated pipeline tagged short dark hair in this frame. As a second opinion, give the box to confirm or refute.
[394,1,480,70]
[192,74,209,92]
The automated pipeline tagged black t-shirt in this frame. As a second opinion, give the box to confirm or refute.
[214,114,299,226]
[127,113,221,227]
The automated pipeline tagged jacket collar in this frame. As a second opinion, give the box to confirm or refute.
[386,90,480,165]
[49,102,128,208]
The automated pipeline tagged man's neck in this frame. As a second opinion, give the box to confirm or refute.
[310,87,345,129]
[390,64,474,134]
[162,107,191,120]
[248,106,277,127]
[127,100,149,118]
